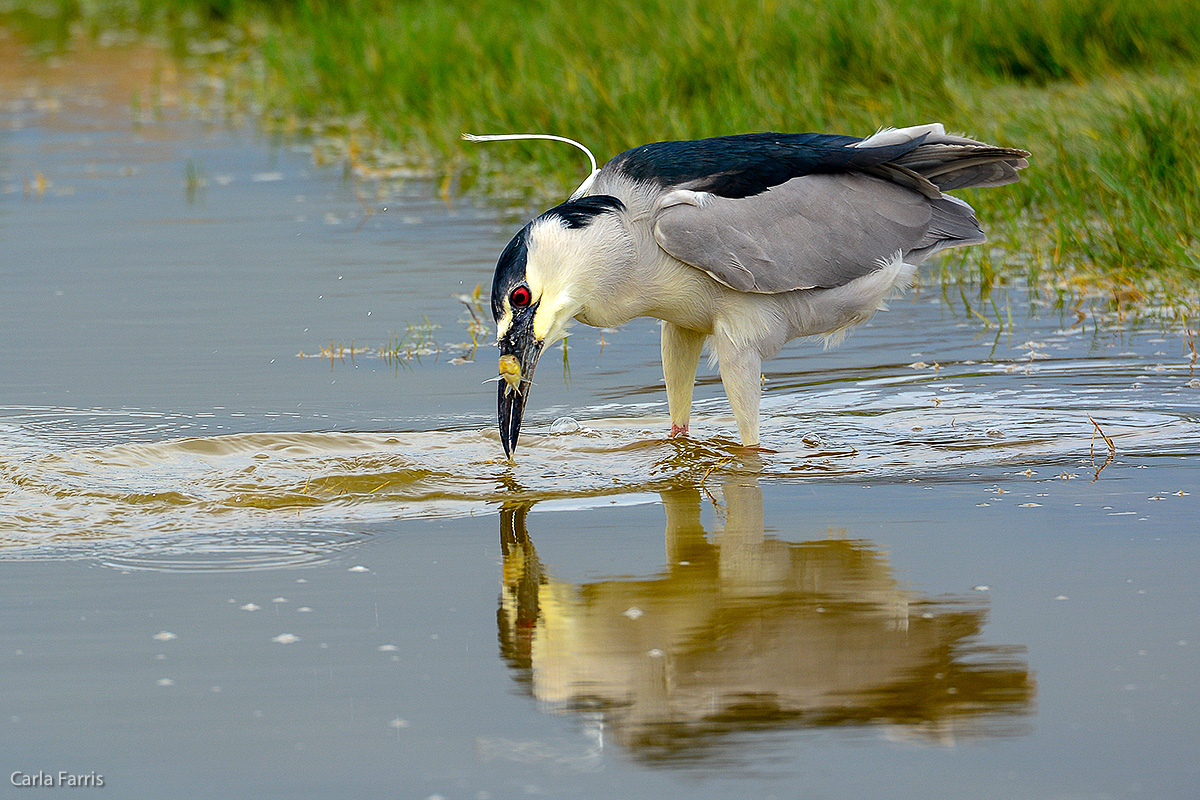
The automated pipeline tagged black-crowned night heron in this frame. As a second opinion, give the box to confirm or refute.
[485,124,1029,457]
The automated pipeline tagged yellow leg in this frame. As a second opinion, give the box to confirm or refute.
[660,322,706,437]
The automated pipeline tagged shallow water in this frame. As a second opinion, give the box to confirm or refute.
[3,45,1200,799]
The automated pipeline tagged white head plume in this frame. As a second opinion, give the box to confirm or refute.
[461,132,600,199]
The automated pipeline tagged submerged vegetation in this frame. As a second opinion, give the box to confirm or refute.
[295,289,489,367]
[4,0,1200,314]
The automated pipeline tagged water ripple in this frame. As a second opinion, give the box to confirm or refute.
[2,377,1198,557]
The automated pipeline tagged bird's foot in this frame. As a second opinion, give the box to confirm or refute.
[669,423,689,438]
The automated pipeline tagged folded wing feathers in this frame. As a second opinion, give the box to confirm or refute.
[644,125,1028,292]
[860,162,943,199]
[894,145,1030,191]
[859,125,1029,193]
[604,125,1027,204]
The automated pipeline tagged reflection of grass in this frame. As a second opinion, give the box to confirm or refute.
[297,324,442,368]
[183,158,201,203]
[5,0,1199,313]
[383,320,438,367]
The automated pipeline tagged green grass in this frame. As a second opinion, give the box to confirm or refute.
[6,0,1200,313]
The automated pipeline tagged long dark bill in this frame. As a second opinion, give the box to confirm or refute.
[497,319,543,459]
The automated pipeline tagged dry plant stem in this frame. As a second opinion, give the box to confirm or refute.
[1088,414,1116,481]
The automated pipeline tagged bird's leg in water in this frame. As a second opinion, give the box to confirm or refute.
[661,322,706,438]
[715,333,763,447]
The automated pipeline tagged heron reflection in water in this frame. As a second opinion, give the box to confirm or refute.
[497,477,1034,761]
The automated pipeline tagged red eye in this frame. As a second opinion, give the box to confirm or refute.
[510,286,532,308]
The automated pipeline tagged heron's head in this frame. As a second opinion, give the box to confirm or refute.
[491,195,627,457]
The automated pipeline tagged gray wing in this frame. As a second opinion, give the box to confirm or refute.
[652,172,984,294]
